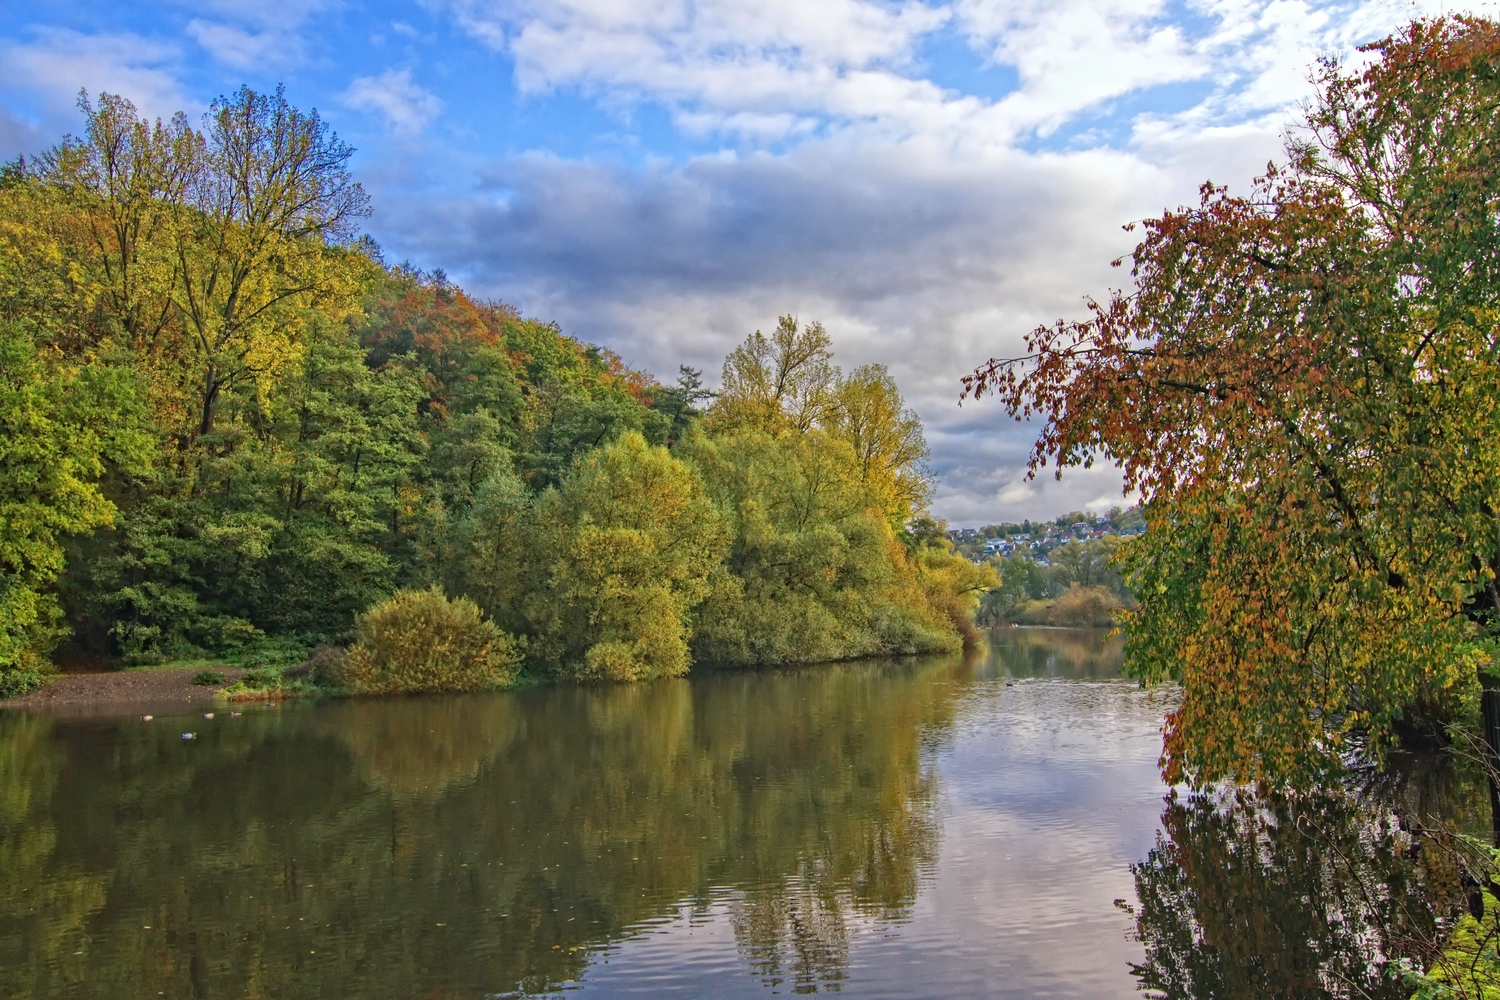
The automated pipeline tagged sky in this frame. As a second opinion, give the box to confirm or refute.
[0,0,1490,526]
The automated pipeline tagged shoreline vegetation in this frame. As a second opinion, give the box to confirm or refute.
[960,19,1500,995]
[0,88,994,702]
[0,623,1123,716]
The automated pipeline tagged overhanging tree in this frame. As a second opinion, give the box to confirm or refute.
[965,17,1500,784]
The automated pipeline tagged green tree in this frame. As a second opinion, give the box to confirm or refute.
[684,429,959,665]
[0,323,146,685]
[528,431,727,680]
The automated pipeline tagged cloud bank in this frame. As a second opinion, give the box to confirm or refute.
[378,0,1473,522]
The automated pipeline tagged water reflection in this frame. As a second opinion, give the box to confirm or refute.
[1128,782,1486,1000]
[983,626,1126,680]
[1,631,1488,999]
[0,659,958,999]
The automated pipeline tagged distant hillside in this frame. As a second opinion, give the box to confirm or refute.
[947,506,1144,564]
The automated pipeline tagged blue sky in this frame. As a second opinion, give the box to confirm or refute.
[1,0,1487,524]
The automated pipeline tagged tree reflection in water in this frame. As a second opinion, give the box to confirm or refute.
[1129,784,1476,1000]
[984,626,1126,681]
[0,657,960,999]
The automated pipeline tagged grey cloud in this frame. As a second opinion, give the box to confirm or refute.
[368,134,1235,524]
[0,105,46,162]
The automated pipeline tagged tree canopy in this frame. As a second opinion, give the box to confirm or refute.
[965,16,1500,784]
[0,87,982,692]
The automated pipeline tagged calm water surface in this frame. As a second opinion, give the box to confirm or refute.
[0,629,1476,998]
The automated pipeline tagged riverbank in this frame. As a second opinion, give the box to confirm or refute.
[1,625,1076,719]
[0,666,249,718]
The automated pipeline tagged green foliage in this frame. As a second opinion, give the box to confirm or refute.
[519,383,669,489]
[1008,584,1122,627]
[333,587,522,695]
[189,670,224,686]
[979,535,1131,625]
[0,665,49,698]
[77,323,427,662]
[217,665,319,701]
[0,85,967,689]
[1404,839,1500,999]
[526,432,726,680]
[683,429,961,666]
[0,315,148,678]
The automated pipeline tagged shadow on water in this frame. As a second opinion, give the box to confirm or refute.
[0,657,965,999]
[1127,736,1492,999]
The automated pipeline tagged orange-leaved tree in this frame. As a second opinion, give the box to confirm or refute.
[965,17,1500,785]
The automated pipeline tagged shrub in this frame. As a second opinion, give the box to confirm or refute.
[0,667,50,699]
[301,644,348,685]
[216,665,318,702]
[229,635,312,669]
[191,670,225,686]
[333,588,522,695]
[1012,584,1122,627]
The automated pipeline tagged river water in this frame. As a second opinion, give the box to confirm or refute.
[0,629,1483,998]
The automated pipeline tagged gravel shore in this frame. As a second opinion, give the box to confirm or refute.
[0,667,248,719]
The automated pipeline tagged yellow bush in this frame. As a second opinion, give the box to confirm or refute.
[335,588,522,695]
[1013,584,1122,627]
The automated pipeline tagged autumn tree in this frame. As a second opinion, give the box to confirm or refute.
[824,363,932,526]
[710,315,837,432]
[965,16,1500,784]
[42,86,371,449]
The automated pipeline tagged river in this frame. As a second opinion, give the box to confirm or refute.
[0,629,1483,998]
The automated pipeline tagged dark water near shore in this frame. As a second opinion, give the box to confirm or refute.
[0,630,1485,998]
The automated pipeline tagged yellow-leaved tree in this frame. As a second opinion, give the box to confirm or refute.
[41,87,372,452]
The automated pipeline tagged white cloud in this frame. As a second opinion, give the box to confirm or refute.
[180,0,334,68]
[440,0,961,137]
[342,70,446,135]
[436,0,1499,147]
[956,0,1203,135]
[186,20,292,70]
[0,29,193,123]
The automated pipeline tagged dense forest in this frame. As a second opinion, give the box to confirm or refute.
[0,87,991,696]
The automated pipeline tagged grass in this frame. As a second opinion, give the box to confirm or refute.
[216,666,320,703]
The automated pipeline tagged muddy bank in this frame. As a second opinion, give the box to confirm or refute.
[0,666,249,719]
